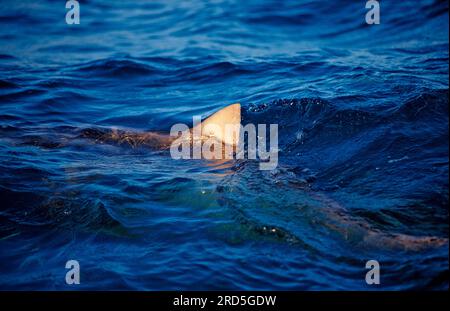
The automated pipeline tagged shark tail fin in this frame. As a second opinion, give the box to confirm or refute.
[196,103,241,146]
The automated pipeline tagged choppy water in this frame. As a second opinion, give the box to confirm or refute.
[0,0,448,290]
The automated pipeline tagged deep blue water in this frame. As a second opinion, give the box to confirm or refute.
[0,0,448,290]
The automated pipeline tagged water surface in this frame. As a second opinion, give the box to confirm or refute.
[0,0,448,290]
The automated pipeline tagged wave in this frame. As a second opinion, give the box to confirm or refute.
[74,59,157,78]
[0,79,18,89]
[0,187,125,235]
[243,89,448,156]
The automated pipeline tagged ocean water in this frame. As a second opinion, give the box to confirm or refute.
[0,0,448,290]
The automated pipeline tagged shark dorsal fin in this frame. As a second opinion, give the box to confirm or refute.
[194,103,241,146]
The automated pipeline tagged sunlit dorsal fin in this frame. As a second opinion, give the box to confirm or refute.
[194,103,241,146]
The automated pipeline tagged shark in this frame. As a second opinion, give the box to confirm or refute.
[78,102,447,251]
[82,103,242,151]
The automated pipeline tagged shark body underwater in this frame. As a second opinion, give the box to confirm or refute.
[74,103,447,251]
